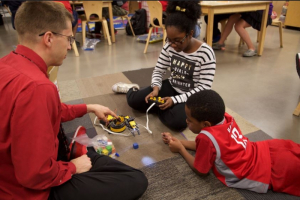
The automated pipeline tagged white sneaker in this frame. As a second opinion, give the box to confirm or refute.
[112,82,140,93]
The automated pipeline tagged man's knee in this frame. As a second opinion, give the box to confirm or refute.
[132,170,148,196]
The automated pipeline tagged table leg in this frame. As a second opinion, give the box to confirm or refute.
[108,3,115,43]
[206,9,214,47]
[257,3,269,56]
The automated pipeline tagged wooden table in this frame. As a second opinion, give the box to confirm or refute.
[201,1,271,56]
[70,1,115,43]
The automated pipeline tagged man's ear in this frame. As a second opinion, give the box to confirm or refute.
[203,121,212,127]
[43,32,53,47]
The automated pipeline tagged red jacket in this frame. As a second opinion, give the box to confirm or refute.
[0,45,87,199]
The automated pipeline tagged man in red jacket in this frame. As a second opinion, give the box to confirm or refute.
[0,2,147,200]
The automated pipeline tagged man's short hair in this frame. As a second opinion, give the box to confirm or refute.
[15,1,73,40]
[186,90,225,125]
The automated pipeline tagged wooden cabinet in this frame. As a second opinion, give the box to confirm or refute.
[284,1,300,28]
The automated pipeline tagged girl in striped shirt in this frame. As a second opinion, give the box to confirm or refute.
[112,1,216,131]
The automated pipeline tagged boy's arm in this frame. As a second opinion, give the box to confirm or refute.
[179,147,208,176]
[180,140,196,150]
[169,137,208,176]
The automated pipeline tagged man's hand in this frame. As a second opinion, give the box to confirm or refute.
[87,104,118,124]
[70,155,92,174]
[168,137,185,153]
[159,97,174,110]
[145,86,159,103]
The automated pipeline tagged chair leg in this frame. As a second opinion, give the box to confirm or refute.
[144,27,153,54]
[279,22,283,48]
[163,28,166,46]
[293,102,300,116]
[102,19,112,45]
[220,20,226,35]
[238,37,244,47]
[257,31,260,43]
[127,16,135,37]
[4,5,12,16]
[71,34,79,57]
[102,24,107,39]
[82,21,86,46]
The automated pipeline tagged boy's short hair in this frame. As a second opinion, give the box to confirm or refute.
[15,1,73,41]
[186,90,225,125]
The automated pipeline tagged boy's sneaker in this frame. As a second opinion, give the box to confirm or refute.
[243,49,257,57]
[68,126,88,160]
[296,53,300,78]
[112,82,140,93]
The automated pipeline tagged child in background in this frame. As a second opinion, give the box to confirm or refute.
[55,1,79,45]
[112,1,216,131]
[162,90,300,196]
[213,3,273,57]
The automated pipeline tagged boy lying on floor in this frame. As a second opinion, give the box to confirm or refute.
[162,90,300,196]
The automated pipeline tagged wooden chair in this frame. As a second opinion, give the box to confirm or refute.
[3,4,12,16]
[144,1,167,54]
[119,14,135,36]
[81,1,111,46]
[239,1,284,48]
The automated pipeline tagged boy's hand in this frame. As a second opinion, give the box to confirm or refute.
[161,132,172,144]
[168,137,185,153]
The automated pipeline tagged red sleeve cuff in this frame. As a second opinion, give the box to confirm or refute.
[73,104,87,118]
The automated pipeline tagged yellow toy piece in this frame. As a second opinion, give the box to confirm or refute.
[99,115,141,136]
[149,96,165,105]
[101,149,109,156]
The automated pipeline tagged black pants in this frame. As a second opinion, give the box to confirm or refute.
[49,150,148,200]
[126,79,187,131]
[204,14,232,39]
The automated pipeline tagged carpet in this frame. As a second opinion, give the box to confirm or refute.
[59,68,300,200]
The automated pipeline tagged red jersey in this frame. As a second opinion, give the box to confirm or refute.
[0,45,87,200]
[194,113,271,193]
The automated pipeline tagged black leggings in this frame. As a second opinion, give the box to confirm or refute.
[126,79,187,131]
[49,150,148,200]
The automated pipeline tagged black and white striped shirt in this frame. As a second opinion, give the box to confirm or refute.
[151,43,216,104]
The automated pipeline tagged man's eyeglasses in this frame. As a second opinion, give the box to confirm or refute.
[39,31,75,45]
[165,34,188,46]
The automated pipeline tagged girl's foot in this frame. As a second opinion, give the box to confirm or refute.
[243,49,257,57]
[212,42,225,50]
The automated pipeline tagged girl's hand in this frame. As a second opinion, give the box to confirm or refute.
[159,97,174,110]
[168,137,185,153]
[145,86,159,103]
